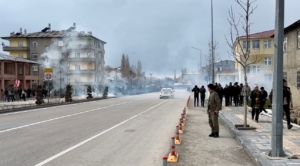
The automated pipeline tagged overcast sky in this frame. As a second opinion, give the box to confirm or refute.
[1,0,299,77]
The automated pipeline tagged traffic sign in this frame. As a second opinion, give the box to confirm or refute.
[44,68,53,73]
[44,73,53,80]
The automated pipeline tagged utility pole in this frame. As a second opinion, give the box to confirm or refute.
[269,0,285,157]
[211,0,215,84]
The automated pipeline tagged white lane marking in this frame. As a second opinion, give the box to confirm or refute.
[0,98,116,117]
[35,100,167,166]
[0,96,150,117]
[0,98,145,133]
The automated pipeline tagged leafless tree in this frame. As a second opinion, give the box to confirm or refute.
[205,41,220,83]
[226,0,261,127]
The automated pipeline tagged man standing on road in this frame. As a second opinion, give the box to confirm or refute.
[283,79,293,130]
[192,85,200,107]
[200,86,206,107]
[207,84,222,138]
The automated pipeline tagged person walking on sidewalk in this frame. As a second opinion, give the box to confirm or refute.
[217,84,224,105]
[200,86,206,107]
[239,83,244,106]
[250,86,261,122]
[0,89,4,101]
[192,85,200,107]
[242,83,251,106]
[224,84,230,106]
[233,83,240,107]
[207,84,222,138]
[283,79,293,130]
[259,87,268,113]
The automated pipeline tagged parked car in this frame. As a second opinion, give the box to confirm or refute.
[159,88,174,99]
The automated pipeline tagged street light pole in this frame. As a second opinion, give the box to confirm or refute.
[211,0,215,84]
[269,0,285,157]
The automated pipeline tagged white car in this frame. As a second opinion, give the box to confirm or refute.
[159,88,174,99]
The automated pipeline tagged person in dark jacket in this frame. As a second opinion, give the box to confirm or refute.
[200,86,206,107]
[223,84,230,106]
[239,84,244,106]
[192,85,200,107]
[228,82,233,106]
[259,87,268,113]
[283,79,293,129]
[233,83,240,107]
[217,84,224,105]
[250,86,261,122]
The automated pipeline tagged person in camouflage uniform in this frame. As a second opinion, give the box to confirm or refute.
[207,84,222,138]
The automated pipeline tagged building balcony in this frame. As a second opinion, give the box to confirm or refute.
[3,46,28,51]
[68,58,96,62]
[67,44,96,50]
[68,70,96,74]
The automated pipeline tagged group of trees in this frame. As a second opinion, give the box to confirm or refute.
[120,54,143,81]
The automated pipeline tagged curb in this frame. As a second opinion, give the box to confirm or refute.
[219,113,274,166]
[0,97,115,114]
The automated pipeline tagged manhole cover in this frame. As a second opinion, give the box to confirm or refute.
[124,129,135,132]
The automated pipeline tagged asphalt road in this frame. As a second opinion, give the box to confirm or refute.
[0,90,191,166]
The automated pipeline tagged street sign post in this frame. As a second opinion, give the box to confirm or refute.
[44,68,53,104]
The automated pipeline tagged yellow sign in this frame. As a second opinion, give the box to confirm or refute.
[44,68,53,73]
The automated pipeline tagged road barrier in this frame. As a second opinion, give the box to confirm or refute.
[162,94,192,165]
[175,132,181,145]
[167,146,178,162]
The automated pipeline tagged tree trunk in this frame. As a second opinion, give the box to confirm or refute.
[244,67,248,127]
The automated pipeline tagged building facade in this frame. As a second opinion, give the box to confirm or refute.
[201,60,235,83]
[2,23,106,95]
[283,20,300,107]
[0,53,40,90]
[234,30,275,91]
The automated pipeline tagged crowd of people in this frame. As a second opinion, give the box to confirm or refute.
[192,79,294,138]
[0,88,49,102]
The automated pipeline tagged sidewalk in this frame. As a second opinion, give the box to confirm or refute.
[220,106,300,166]
[169,102,255,166]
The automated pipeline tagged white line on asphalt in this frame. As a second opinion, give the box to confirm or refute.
[0,98,116,117]
[35,100,167,166]
[0,95,147,117]
[0,98,145,133]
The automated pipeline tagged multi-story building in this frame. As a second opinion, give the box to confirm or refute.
[0,53,40,90]
[282,20,300,107]
[201,60,235,84]
[234,30,275,91]
[2,23,106,95]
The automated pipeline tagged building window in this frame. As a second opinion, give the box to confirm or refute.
[264,40,271,48]
[32,41,38,47]
[283,72,287,81]
[18,42,23,47]
[19,68,23,75]
[298,31,300,49]
[253,65,260,73]
[246,66,250,73]
[75,53,80,58]
[45,46,50,52]
[33,65,38,71]
[283,37,287,52]
[18,54,23,58]
[264,74,272,82]
[75,65,80,70]
[32,53,38,59]
[75,76,80,82]
[297,71,300,88]
[87,52,91,57]
[264,57,271,65]
[243,41,250,49]
[252,40,260,49]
